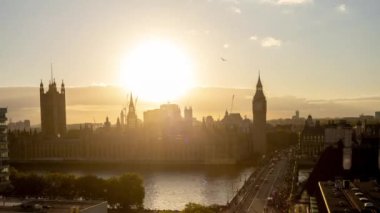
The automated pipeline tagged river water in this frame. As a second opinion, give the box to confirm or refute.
[12,164,254,210]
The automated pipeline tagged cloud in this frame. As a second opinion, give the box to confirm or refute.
[91,82,107,87]
[277,0,312,5]
[232,7,242,14]
[261,37,282,47]
[261,0,312,6]
[250,35,258,41]
[337,4,348,13]
[223,0,240,4]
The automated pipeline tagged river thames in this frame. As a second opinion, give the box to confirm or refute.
[12,164,254,210]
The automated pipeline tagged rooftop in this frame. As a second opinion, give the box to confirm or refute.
[319,180,380,213]
[318,181,355,212]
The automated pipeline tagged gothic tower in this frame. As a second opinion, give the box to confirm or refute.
[127,94,138,129]
[120,109,125,126]
[184,106,193,128]
[40,78,67,138]
[252,74,267,154]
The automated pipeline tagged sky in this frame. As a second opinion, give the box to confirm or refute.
[1,0,380,100]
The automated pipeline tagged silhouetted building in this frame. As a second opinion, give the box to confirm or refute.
[104,116,111,129]
[203,116,215,128]
[305,115,314,127]
[222,111,242,128]
[252,74,267,154]
[0,108,9,191]
[184,106,193,127]
[303,137,380,197]
[267,124,298,152]
[144,104,182,127]
[120,109,125,126]
[160,103,182,123]
[268,110,305,133]
[126,94,138,129]
[40,79,66,138]
[291,110,306,132]
[325,120,352,148]
[144,109,161,127]
[318,180,380,213]
[375,112,380,120]
[8,119,31,131]
[222,111,251,133]
[300,115,324,157]
[360,123,380,139]
[9,79,259,164]
[116,117,121,129]
[359,114,375,123]
[293,110,300,120]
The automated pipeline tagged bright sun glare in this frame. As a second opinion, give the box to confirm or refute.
[120,39,194,102]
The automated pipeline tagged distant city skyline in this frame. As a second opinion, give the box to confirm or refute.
[1,86,380,125]
[1,0,380,100]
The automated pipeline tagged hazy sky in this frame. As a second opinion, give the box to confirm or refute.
[1,0,380,100]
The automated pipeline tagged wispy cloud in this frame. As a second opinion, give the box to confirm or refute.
[261,0,312,6]
[91,82,107,87]
[261,37,282,47]
[223,0,240,4]
[232,7,242,14]
[337,4,348,13]
[277,0,312,5]
[250,35,258,41]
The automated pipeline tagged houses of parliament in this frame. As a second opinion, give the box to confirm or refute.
[39,77,66,138]
[9,76,267,164]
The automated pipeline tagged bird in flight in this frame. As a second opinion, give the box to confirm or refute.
[220,57,227,62]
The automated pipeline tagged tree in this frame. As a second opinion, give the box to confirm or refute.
[59,174,76,199]
[182,203,216,213]
[24,173,47,197]
[106,173,145,210]
[9,169,46,197]
[76,175,106,199]
[117,173,145,209]
[44,173,76,199]
[7,168,146,211]
[106,177,120,209]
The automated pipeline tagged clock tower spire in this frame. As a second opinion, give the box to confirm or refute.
[252,72,267,155]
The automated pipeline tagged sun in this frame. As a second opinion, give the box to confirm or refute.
[120,39,194,102]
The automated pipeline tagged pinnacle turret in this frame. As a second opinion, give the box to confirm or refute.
[256,72,263,89]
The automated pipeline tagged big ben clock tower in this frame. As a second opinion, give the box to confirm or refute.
[252,74,267,154]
